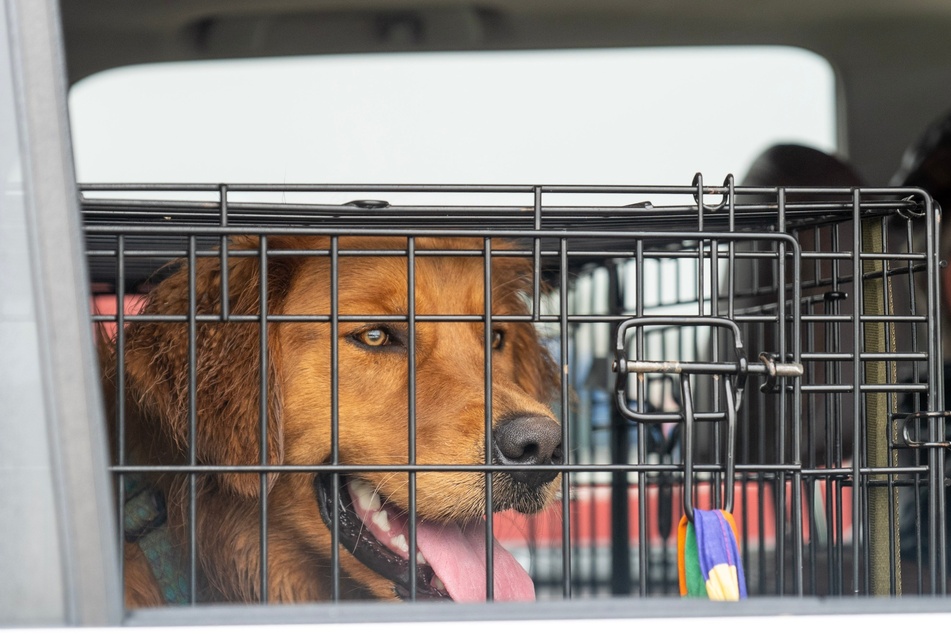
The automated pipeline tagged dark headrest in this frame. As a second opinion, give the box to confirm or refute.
[892,109,951,208]
[742,143,864,187]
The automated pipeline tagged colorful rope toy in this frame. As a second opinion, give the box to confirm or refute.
[677,509,747,600]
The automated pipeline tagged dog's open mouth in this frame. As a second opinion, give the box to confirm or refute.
[314,473,535,602]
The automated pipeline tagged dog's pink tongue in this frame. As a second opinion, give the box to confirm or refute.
[416,520,535,602]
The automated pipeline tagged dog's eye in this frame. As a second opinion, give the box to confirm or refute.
[354,327,392,348]
[491,328,505,350]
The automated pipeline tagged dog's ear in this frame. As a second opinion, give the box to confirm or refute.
[122,235,300,497]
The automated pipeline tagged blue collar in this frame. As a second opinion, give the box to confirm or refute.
[124,477,190,604]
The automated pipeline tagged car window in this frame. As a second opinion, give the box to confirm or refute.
[68,46,835,187]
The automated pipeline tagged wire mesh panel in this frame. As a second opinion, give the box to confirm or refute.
[84,177,946,607]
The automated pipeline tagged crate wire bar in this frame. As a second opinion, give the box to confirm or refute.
[84,176,946,603]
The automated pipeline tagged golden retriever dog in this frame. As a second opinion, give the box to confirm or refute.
[102,235,562,606]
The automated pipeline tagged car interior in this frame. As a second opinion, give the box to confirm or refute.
[7,0,951,628]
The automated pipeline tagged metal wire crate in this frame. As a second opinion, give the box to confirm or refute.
[84,175,946,605]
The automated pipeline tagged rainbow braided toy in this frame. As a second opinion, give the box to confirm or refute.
[677,509,748,600]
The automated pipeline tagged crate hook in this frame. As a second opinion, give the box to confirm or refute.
[893,410,951,449]
[680,372,738,523]
[692,172,729,214]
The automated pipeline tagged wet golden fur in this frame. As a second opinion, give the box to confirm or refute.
[102,236,560,606]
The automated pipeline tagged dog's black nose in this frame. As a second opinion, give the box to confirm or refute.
[493,415,563,487]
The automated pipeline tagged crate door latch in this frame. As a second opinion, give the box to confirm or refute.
[611,316,803,522]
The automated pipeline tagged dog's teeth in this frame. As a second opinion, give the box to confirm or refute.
[349,479,382,512]
[390,534,409,553]
[371,510,390,532]
[417,551,427,565]
[365,492,381,512]
[432,576,446,592]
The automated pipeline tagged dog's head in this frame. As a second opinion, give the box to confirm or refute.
[118,235,562,602]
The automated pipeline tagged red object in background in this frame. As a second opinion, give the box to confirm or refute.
[495,480,853,550]
[91,294,146,342]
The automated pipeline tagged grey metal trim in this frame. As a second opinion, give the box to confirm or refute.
[6,0,120,624]
[125,596,951,627]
